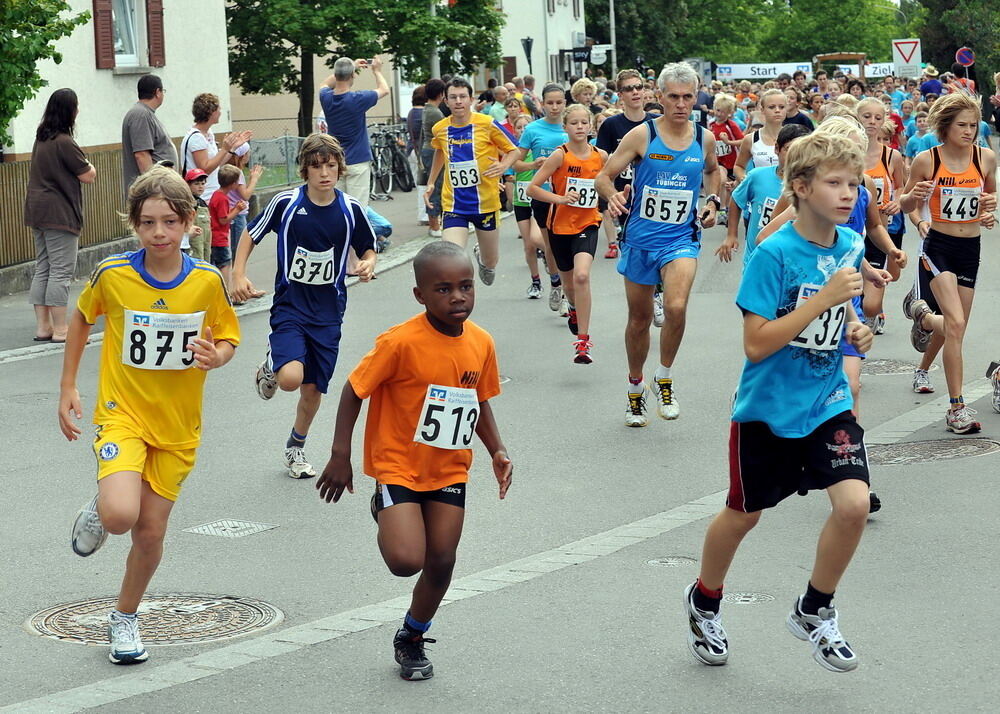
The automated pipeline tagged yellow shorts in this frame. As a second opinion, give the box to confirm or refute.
[93,424,196,502]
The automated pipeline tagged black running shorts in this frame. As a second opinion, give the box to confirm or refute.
[374,482,466,511]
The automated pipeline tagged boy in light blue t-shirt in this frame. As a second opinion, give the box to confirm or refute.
[717,124,811,268]
[684,132,874,675]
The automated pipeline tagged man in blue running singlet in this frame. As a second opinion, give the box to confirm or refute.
[597,62,722,427]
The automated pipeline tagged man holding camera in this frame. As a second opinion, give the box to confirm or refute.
[320,56,390,209]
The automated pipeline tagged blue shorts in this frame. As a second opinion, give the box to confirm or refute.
[616,239,700,286]
[442,211,498,232]
[841,341,865,359]
[268,317,342,394]
[211,245,232,268]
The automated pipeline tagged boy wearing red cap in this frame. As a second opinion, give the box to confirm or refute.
[184,168,211,261]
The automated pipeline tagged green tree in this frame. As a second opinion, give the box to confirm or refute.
[0,0,89,149]
[585,0,685,74]
[756,0,901,64]
[916,0,1000,92]
[672,0,775,64]
[227,0,503,136]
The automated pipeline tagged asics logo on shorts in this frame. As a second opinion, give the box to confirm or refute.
[441,486,463,494]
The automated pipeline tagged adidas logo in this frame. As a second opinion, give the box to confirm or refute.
[150,298,168,310]
[296,207,308,215]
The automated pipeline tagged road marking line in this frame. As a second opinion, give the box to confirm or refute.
[2,489,726,712]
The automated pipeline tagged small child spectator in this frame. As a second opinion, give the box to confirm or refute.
[183,168,211,261]
[209,164,246,292]
[365,205,392,253]
[226,145,263,255]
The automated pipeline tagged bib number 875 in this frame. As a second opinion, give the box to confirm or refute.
[419,404,479,448]
[127,329,199,368]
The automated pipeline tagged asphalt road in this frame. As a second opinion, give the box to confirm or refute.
[2,216,998,712]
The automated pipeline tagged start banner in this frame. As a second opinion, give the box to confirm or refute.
[716,62,813,80]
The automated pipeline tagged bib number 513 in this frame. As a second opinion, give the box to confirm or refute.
[419,404,479,448]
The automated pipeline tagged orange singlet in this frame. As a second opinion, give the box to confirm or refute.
[865,145,895,210]
[547,143,603,235]
[928,146,984,225]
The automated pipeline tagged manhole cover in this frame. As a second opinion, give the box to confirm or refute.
[862,359,938,376]
[868,438,1000,465]
[26,594,283,646]
[722,592,775,604]
[183,519,278,538]
[646,556,697,567]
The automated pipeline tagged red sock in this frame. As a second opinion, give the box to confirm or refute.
[696,578,723,599]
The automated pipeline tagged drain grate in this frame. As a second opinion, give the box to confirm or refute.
[723,592,775,604]
[183,519,278,538]
[26,594,283,646]
[862,359,938,376]
[646,556,697,567]
[868,438,1000,465]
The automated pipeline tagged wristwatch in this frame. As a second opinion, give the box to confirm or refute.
[705,194,722,209]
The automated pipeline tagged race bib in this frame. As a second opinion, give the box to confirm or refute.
[449,160,480,188]
[619,163,634,181]
[758,196,778,229]
[715,140,732,157]
[515,180,531,204]
[939,186,980,222]
[639,186,694,225]
[413,384,480,450]
[690,110,702,123]
[566,177,598,209]
[790,284,846,351]
[122,310,204,370]
[289,247,335,285]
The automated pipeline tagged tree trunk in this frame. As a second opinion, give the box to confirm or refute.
[298,49,315,137]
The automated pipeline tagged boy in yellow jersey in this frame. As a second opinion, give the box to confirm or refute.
[424,78,518,286]
[58,167,240,665]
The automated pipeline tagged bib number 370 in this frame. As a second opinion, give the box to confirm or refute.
[414,384,480,450]
[122,309,204,370]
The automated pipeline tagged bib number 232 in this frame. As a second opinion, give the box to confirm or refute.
[414,384,479,450]
[122,309,204,370]
[790,284,845,351]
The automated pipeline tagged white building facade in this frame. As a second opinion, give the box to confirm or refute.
[4,0,232,159]
[493,0,587,86]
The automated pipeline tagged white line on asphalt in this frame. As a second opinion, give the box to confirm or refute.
[864,378,994,444]
[2,490,727,712]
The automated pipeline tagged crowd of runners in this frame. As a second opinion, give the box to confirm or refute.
[56,56,999,682]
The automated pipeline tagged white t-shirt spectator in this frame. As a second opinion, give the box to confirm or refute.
[181,128,220,200]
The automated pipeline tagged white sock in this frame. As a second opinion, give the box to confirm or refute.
[655,365,671,380]
[628,379,645,394]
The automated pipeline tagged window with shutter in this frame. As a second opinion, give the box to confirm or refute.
[112,0,140,66]
[147,0,165,67]
[93,0,115,69]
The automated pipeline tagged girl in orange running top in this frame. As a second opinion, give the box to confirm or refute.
[856,98,910,325]
[528,104,608,365]
[899,93,998,434]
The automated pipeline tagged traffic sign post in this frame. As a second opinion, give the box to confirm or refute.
[892,38,922,78]
[955,47,975,68]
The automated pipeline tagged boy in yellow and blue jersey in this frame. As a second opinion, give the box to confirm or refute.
[424,78,518,286]
[59,167,240,666]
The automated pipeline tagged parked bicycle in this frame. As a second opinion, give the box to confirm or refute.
[369,124,415,198]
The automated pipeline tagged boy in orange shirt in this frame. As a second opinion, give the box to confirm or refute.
[317,241,513,681]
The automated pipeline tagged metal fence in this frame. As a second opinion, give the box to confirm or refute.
[0,149,130,268]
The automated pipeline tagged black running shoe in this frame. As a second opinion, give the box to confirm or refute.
[868,490,881,514]
[393,627,436,680]
[567,309,579,335]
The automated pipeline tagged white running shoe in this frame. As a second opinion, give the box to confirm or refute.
[284,446,317,479]
[559,297,570,317]
[108,612,148,665]
[256,351,278,400]
[548,284,562,312]
[473,245,496,286]
[945,405,981,435]
[990,363,1000,414]
[71,494,108,557]
[684,582,729,666]
[625,386,648,427]
[873,313,886,335]
[654,377,680,420]
[787,597,857,673]
[652,292,665,328]
[912,369,934,394]
[526,283,543,299]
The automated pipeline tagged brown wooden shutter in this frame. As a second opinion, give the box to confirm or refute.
[93,0,115,69]
[147,0,166,67]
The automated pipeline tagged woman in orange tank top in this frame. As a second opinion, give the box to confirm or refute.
[528,104,608,365]
[899,93,998,433]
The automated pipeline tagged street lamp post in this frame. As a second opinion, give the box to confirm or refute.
[609,0,617,76]
[430,1,440,78]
